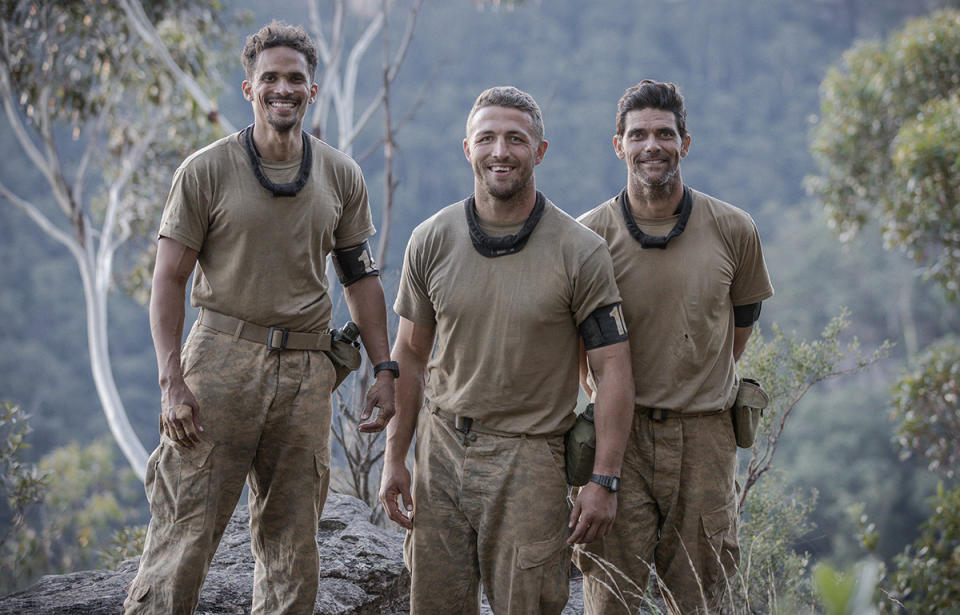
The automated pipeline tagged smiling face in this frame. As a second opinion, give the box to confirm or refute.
[615,107,691,197]
[242,46,317,134]
[463,105,547,203]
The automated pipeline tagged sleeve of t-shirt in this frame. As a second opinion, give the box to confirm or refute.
[730,217,774,306]
[157,161,208,252]
[333,160,376,249]
[394,230,437,326]
[570,243,623,326]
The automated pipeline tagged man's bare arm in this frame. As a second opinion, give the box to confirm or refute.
[342,274,396,432]
[378,316,435,530]
[150,237,201,446]
[568,339,634,544]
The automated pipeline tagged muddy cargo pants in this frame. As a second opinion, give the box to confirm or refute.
[573,409,740,615]
[404,406,572,614]
[124,322,335,615]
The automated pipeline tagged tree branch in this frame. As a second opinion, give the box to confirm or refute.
[35,85,76,223]
[0,180,81,259]
[344,0,421,150]
[0,54,55,189]
[118,0,235,132]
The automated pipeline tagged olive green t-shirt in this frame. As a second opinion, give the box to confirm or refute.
[579,188,773,413]
[159,132,374,332]
[395,197,621,436]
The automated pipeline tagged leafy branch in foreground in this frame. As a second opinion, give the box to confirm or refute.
[737,308,892,508]
[0,401,49,592]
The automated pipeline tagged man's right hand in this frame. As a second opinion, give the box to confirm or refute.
[160,380,203,447]
[379,459,414,530]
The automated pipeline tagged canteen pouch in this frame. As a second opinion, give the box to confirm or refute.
[564,403,596,486]
[731,377,769,448]
[325,323,363,389]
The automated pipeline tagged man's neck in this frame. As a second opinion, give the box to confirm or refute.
[474,184,539,224]
[626,176,684,219]
[252,123,303,162]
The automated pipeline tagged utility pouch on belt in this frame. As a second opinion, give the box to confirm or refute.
[564,403,596,486]
[326,322,363,389]
[731,377,769,448]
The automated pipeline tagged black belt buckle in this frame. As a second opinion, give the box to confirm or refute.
[454,416,476,445]
[267,326,289,350]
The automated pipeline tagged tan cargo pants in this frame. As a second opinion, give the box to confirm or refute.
[404,406,571,614]
[573,409,740,615]
[124,322,335,615]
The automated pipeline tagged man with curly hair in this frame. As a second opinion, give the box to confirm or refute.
[124,22,396,614]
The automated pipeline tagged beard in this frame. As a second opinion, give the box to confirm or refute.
[266,114,297,133]
[474,159,535,202]
[630,157,681,201]
[263,98,301,133]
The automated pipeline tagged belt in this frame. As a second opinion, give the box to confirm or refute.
[637,384,739,422]
[637,406,727,422]
[429,403,537,446]
[198,308,331,351]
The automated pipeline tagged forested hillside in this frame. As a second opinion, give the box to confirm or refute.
[2,0,958,599]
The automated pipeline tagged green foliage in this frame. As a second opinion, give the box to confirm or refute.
[737,309,891,503]
[813,559,881,615]
[730,473,818,613]
[890,337,960,478]
[0,401,50,592]
[99,523,147,570]
[881,484,960,614]
[1,435,145,594]
[809,9,960,299]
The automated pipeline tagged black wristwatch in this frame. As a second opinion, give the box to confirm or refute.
[590,474,621,493]
[373,360,400,378]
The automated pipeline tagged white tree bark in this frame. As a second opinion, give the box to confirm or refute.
[0,58,151,479]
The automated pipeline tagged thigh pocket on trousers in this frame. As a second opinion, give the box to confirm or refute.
[315,452,330,513]
[126,577,151,603]
[700,501,740,578]
[516,528,571,611]
[150,435,215,533]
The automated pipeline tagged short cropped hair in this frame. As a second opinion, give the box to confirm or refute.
[241,21,319,80]
[616,80,687,139]
[465,86,544,143]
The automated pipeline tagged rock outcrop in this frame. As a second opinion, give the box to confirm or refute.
[0,494,409,615]
[0,492,585,614]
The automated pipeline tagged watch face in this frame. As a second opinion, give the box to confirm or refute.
[592,474,621,492]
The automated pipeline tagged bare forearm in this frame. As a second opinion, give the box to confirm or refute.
[150,238,198,389]
[385,318,434,465]
[384,360,423,465]
[150,276,187,386]
[588,342,634,475]
[343,276,391,365]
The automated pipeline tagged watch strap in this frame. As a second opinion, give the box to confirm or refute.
[590,473,621,492]
[373,360,399,378]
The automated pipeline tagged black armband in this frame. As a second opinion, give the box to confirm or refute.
[733,302,762,328]
[579,303,629,350]
[332,241,379,286]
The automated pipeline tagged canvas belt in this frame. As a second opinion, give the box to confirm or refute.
[637,406,727,422]
[198,308,331,351]
[637,386,739,422]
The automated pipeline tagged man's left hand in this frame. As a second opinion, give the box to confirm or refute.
[358,372,396,432]
[567,481,617,545]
